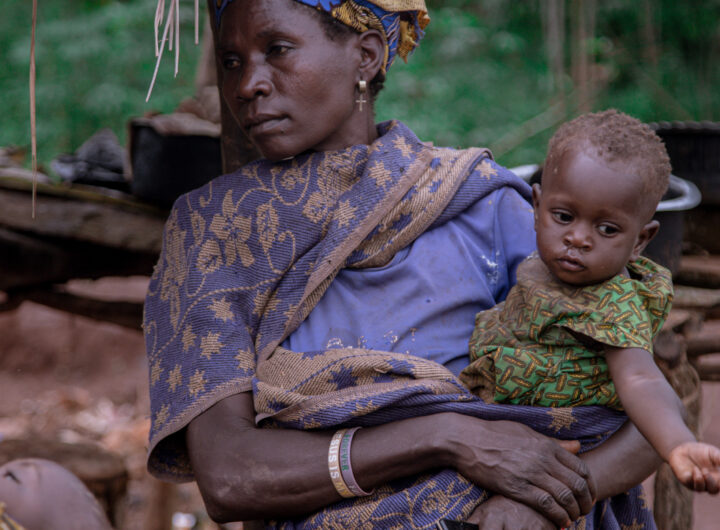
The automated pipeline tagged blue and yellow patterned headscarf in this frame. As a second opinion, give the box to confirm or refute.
[214,0,429,72]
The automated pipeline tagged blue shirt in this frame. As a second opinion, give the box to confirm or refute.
[283,186,536,375]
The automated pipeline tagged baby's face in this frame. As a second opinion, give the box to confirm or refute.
[533,147,656,286]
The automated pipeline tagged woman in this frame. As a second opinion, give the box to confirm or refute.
[144,0,660,527]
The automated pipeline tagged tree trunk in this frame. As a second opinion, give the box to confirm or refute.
[205,0,259,173]
[571,0,596,112]
[542,0,566,110]
[642,0,659,72]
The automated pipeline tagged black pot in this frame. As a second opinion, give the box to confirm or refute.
[651,121,720,205]
[129,121,222,208]
[644,175,701,274]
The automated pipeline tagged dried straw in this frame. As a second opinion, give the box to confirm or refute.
[147,0,201,101]
[30,0,38,219]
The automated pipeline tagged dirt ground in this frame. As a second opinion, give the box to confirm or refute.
[0,277,217,530]
[0,276,718,528]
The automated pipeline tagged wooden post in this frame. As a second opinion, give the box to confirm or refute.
[542,0,566,110]
[571,0,595,113]
[205,0,259,173]
[652,321,702,530]
[641,0,659,73]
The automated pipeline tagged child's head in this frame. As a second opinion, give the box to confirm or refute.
[533,109,671,286]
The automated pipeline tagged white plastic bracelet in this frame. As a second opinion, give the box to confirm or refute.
[328,429,354,498]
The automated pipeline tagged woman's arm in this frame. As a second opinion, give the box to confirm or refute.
[579,418,660,499]
[186,391,595,526]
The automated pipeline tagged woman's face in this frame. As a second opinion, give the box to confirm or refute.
[218,0,367,161]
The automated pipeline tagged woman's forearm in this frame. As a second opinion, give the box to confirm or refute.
[579,420,661,500]
[187,392,596,526]
[186,391,453,522]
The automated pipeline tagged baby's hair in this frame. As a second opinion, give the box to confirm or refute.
[545,109,671,217]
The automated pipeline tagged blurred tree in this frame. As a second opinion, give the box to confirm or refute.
[2,0,720,171]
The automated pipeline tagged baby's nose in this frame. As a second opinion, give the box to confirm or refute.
[563,227,592,250]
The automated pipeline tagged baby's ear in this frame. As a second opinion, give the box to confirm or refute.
[631,220,660,261]
[531,183,541,224]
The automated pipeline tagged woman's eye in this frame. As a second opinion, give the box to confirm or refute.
[222,56,241,70]
[598,224,619,236]
[551,211,572,223]
[268,44,290,56]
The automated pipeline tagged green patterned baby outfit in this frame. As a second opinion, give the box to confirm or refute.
[460,253,673,409]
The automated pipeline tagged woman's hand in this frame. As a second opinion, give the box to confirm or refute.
[445,415,596,528]
[467,495,555,530]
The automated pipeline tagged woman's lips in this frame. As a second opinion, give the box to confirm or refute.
[244,115,286,136]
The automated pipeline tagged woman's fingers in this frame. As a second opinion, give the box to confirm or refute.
[536,474,582,522]
[512,484,573,528]
[453,418,595,522]
[552,444,597,509]
[557,439,581,454]
[515,445,595,521]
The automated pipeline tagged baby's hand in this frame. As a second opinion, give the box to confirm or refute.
[668,442,720,493]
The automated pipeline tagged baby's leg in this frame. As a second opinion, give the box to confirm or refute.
[0,458,112,530]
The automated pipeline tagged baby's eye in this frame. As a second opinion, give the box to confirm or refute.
[551,211,573,223]
[598,224,619,236]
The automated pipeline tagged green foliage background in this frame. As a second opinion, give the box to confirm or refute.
[2,0,720,171]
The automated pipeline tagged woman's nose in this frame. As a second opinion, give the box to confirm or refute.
[235,60,272,101]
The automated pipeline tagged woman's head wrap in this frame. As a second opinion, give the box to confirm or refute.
[215,0,429,72]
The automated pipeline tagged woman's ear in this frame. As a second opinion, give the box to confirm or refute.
[357,29,384,83]
[630,219,660,261]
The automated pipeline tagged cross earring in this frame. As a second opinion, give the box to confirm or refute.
[356,80,367,112]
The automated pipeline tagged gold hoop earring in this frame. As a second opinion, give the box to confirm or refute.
[356,80,367,112]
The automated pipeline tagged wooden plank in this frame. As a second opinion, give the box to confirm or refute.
[0,176,166,254]
[685,320,720,357]
[675,255,720,289]
[0,227,157,291]
[685,207,720,255]
[660,308,693,332]
[692,353,720,381]
[673,285,720,310]
[5,287,143,329]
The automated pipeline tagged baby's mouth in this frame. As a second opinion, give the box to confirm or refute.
[557,254,585,271]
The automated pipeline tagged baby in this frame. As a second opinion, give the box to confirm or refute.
[460,109,720,493]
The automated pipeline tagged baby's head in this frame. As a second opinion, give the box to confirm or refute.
[533,109,671,286]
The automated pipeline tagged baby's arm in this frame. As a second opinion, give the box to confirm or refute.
[605,346,720,493]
